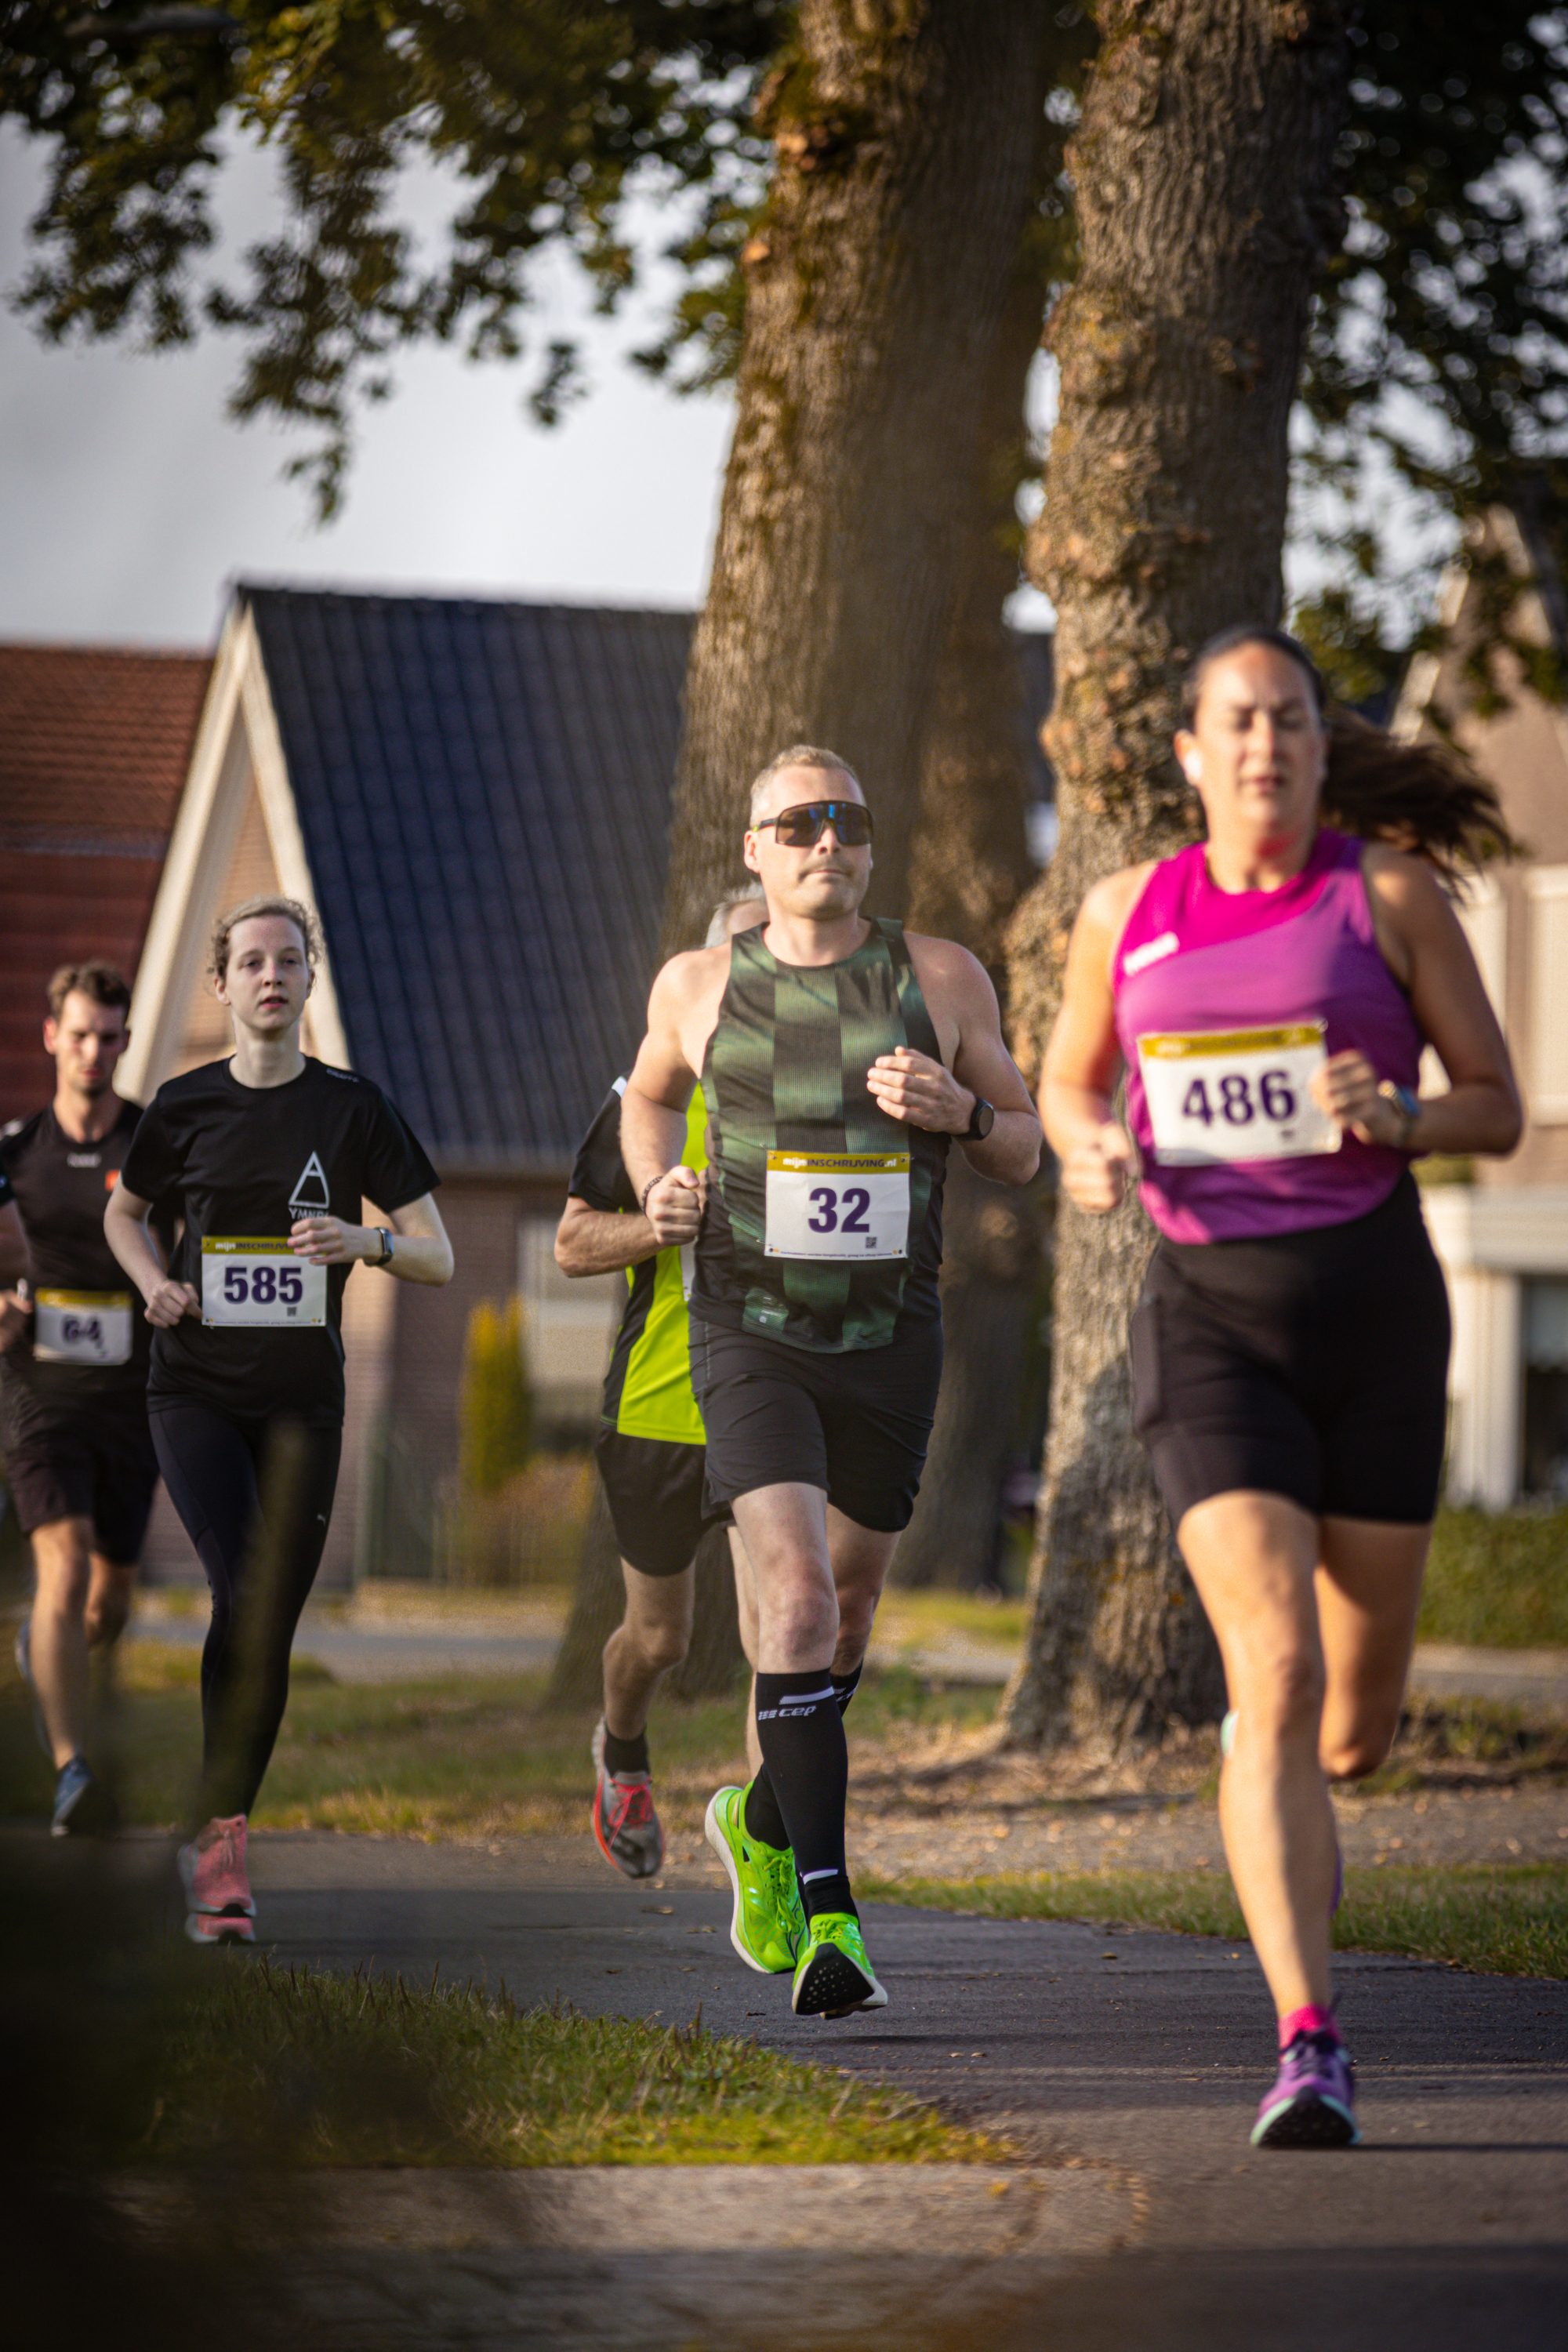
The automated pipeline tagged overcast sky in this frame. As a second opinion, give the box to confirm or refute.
[0,126,744,649]
[2,119,1388,657]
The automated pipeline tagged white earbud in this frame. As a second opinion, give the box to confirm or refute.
[1184,753,1203,784]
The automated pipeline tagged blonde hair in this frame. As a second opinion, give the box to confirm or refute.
[747,744,862,829]
[209,895,323,984]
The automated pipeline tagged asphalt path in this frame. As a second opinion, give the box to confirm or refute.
[180,1830,1568,2350]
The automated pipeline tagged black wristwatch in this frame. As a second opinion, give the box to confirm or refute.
[959,1094,995,1143]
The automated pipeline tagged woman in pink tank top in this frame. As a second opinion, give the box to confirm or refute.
[1042,626,1522,2150]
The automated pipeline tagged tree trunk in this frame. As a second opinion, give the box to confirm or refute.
[891,1149,1046,1588]
[1004,1,1352,1754]
[546,1481,745,1710]
[894,256,1049,1589]
[659,0,1054,953]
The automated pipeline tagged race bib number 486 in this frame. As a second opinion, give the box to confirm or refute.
[201,1238,328,1327]
[764,1150,909,1261]
[1136,1022,1340,1167]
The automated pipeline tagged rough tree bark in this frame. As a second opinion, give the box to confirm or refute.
[659,0,1054,952]
[1004,0,1352,1752]
[893,256,1049,1589]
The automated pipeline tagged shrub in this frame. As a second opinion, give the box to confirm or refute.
[1419,1504,1568,1650]
[459,1297,531,1497]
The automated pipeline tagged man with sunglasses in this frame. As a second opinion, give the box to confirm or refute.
[621,746,1040,2017]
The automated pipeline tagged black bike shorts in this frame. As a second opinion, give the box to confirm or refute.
[1130,1173,1451,1530]
[593,1429,732,1578]
[691,1316,943,1534]
[1,1398,160,1562]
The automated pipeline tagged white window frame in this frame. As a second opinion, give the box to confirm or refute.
[1525,866,1568,1123]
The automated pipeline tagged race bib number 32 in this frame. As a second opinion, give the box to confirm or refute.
[201,1238,328,1327]
[764,1150,910,1261]
[1137,1022,1341,1167]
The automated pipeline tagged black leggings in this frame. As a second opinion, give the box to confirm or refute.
[151,1403,342,1821]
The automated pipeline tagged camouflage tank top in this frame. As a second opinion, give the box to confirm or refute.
[691,917,949,1353]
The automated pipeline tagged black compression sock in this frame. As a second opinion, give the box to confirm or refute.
[753,1668,855,1924]
[743,1768,789,1850]
[832,1664,863,1715]
[601,1725,650,1777]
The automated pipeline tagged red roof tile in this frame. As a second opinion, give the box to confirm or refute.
[0,642,210,843]
[0,644,209,1122]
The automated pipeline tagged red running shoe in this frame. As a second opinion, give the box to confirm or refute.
[590,1719,664,1880]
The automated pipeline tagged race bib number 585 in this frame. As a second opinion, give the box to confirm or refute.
[764,1150,909,1261]
[201,1238,328,1327]
[1136,1022,1340,1167]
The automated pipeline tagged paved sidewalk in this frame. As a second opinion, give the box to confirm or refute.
[125,1589,1568,1714]
[143,1829,1568,2349]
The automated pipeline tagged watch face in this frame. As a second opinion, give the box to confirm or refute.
[973,1098,995,1140]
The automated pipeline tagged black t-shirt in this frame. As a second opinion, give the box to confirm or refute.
[568,1083,637,1217]
[0,1099,160,1413]
[121,1057,439,1425]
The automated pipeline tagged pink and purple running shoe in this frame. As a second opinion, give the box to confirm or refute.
[1251,2028,1359,2149]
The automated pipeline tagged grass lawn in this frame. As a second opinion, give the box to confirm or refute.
[133,1959,1000,2169]
[0,1642,996,1838]
[867,1863,1568,1980]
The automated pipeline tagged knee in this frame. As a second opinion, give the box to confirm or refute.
[85,1586,132,1647]
[1243,1648,1326,1740]
[617,1606,691,1677]
[1322,1711,1399,1783]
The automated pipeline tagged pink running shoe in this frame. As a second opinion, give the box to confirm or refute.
[1251,2028,1359,2148]
[179,1814,256,1942]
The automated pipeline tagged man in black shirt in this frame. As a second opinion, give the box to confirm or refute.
[1,962,162,1835]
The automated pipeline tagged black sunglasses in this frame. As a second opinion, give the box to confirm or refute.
[753,800,874,848]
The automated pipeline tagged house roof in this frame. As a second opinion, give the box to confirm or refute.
[0,643,211,1123]
[0,643,210,848]
[245,587,694,1170]
[245,586,1057,1173]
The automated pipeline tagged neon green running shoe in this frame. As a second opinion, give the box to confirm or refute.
[704,1784,806,1975]
[791,1911,887,2018]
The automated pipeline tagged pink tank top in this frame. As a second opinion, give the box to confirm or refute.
[1112,829,1422,1243]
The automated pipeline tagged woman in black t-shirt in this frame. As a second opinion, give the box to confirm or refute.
[107,895,452,1942]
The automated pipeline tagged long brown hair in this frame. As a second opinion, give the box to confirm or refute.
[1183,624,1520,877]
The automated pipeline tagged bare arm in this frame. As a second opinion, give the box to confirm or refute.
[555,1196,658,1277]
[289,1192,455,1286]
[1312,849,1523,1156]
[868,940,1040,1184]
[621,955,710,1247]
[1038,869,1148,1213]
[105,1180,201,1327]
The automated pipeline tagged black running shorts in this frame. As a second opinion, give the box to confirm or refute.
[1131,1174,1450,1530]
[593,1429,732,1578]
[691,1316,943,1534]
[1,1398,160,1561]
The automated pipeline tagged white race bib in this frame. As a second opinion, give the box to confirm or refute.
[764,1150,909,1261]
[34,1290,134,1367]
[1137,1022,1341,1167]
[201,1238,328,1327]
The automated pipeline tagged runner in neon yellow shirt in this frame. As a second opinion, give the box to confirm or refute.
[554,891,800,1966]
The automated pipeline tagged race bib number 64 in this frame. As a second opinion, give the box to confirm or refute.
[201,1237,328,1327]
[764,1150,910,1261]
[1136,1022,1341,1167]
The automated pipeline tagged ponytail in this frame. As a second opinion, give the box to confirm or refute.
[1184,625,1521,879]
[1320,710,1519,878]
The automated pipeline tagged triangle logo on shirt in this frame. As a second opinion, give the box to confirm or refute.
[289,1149,331,1216]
